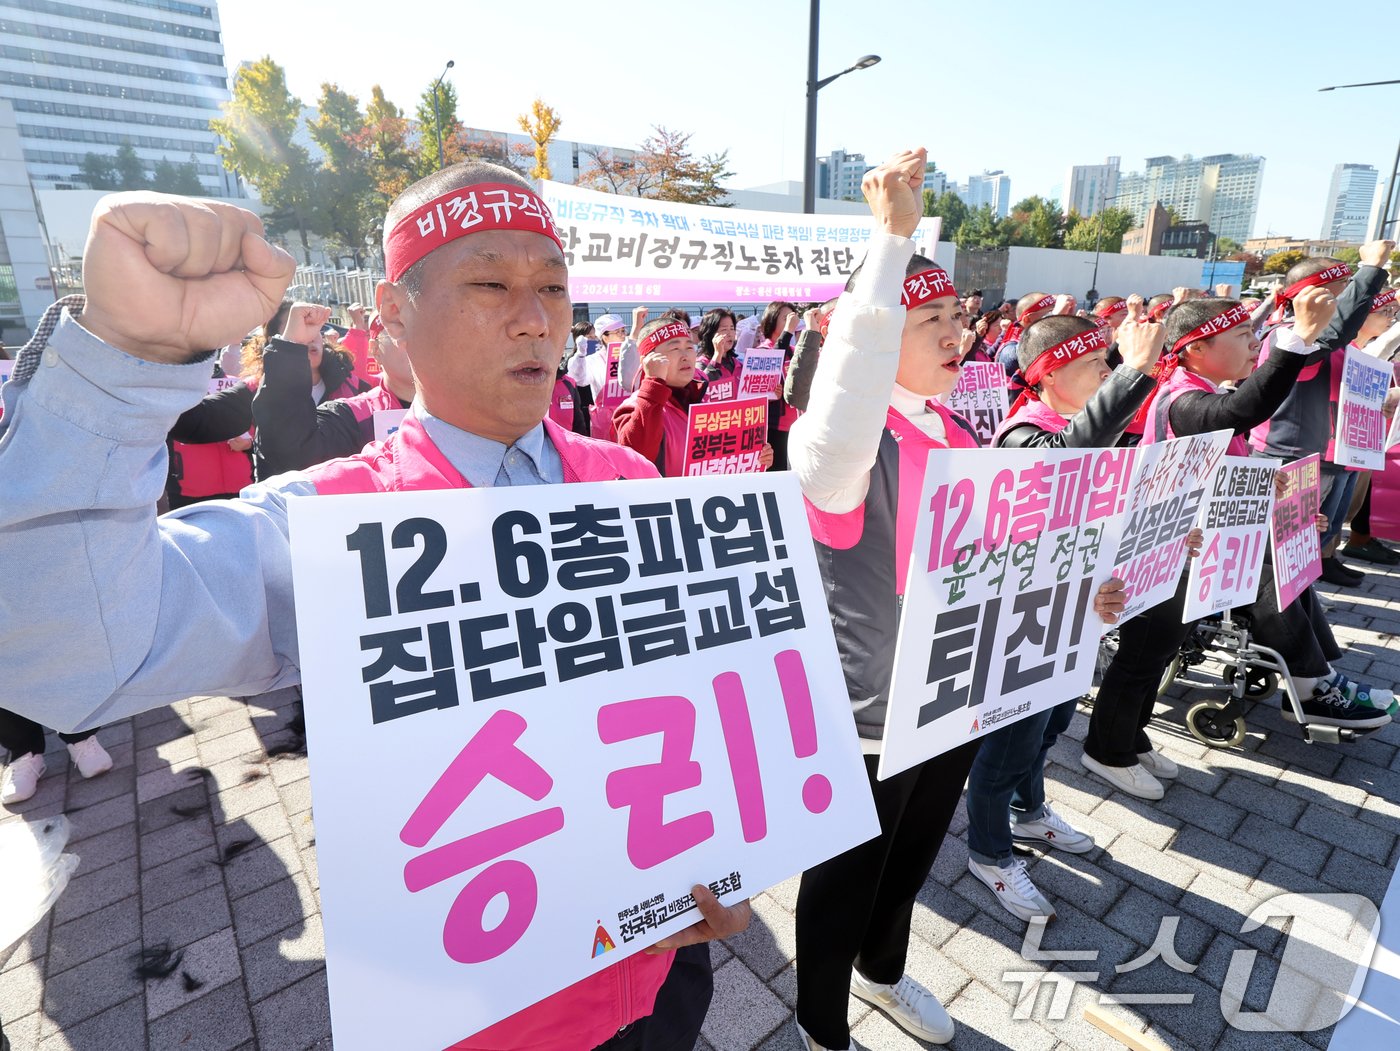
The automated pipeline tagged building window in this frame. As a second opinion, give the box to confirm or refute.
[0,18,224,66]
[0,0,218,40]
[0,44,227,87]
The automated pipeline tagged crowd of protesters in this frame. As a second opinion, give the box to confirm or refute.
[2,147,1398,1051]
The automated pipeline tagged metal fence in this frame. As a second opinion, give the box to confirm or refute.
[287,266,385,309]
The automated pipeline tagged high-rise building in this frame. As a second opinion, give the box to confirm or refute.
[816,149,871,202]
[1320,163,1378,241]
[0,0,237,196]
[1369,175,1399,241]
[922,166,947,198]
[1065,157,1120,217]
[1116,154,1263,244]
[960,170,1011,217]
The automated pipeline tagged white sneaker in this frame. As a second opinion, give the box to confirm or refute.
[968,856,1056,922]
[849,970,954,1044]
[1011,802,1095,854]
[1137,748,1178,780]
[1,753,47,805]
[1080,753,1164,800]
[67,737,113,779]
[794,1016,861,1051]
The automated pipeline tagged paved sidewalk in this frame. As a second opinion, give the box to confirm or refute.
[4,560,1400,1050]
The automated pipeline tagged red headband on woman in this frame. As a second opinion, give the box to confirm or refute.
[901,266,957,309]
[1008,326,1109,415]
[1372,288,1397,312]
[1170,302,1253,354]
[1147,299,1173,321]
[1277,263,1352,304]
[1094,299,1128,319]
[638,321,693,356]
[1017,294,1056,324]
[384,183,563,282]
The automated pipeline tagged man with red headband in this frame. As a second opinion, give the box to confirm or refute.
[1250,241,1396,586]
[785,148,1127,1051]
[995,290,1060,376]
[961,313,1166,920]
[0,162,749,1051]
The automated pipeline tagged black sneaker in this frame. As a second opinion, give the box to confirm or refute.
[1319,557,1365,586]
[1341,538,1400,566]
[1286,684,1392,729]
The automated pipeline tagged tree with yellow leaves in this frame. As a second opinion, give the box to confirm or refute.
[517,98,563,181]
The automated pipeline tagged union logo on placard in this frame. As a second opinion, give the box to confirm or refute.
[592,923,617,957]
[969,718,980,735]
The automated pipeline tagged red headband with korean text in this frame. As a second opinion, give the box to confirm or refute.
[1095,299,1128,319]
[1147,299,1174,321]
[1008,325,1110,415]
[1372,288,1397,312]
[1277,263,1352,304]
[901,266,957,309]
[384,183,564,282]
[1017,294,1056,324]
[1170,302,1253,354]
[638,321,693,356]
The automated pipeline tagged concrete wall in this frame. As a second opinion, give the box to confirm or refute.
[1004,246,1206,300]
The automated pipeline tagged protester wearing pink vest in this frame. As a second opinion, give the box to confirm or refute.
[967,314,1165,923]
[1131,294,1392,760]
[788,150,1128,1051]
[0,162,751,1051]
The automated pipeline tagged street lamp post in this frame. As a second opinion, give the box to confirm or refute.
[432,60,455,171]
[802,0,880,214]
[1318,78,1399,235]
[1088,190,1131,305]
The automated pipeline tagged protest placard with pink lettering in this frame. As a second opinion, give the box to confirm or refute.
[1183,455,1277,620]
[1109,430,1232,623]
[685,397,767,476]
[289,474,878,1049]
[736,348,785,400]
[1334,346,1391,470]
[943,361,1009,445]
[1270,453,1323,611]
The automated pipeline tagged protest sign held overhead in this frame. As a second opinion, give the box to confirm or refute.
[288,473,878,1049]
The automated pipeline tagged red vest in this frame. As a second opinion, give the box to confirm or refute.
[171,440,253,498]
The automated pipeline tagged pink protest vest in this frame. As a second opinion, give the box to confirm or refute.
[546,375,580,433]
[1142,368,1251,456]
[993,399,1069,446]
[305,414,672,1051]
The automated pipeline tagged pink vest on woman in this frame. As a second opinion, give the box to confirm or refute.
[992,399,1069,446]
[1141,368,1251,456]
[306,413,673,1051]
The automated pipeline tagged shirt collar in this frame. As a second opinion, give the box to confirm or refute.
[413,401,551,486]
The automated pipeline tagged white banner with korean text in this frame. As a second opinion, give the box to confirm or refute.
[1183,455,1278,621]
[1334,346,1391,470]
[288,474,878,1049]
[541,180,942,304]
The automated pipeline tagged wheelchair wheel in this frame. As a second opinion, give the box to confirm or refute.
[1222,664,1279,702]
[1186,699,1247,749]
[1156,655,1182,698]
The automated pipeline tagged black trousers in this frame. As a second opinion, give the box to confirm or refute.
[0,707,94,758]
[1243,568,1340,679]
[1086,572,1196,767]
[591,944,713,1051]
[794,741,982,1049]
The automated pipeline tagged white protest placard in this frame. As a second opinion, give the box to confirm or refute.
[736,348,785,400]
[880,447,1131,778]
[288,473,878,1049]
[1109,430,1232,623]
[543,179,942,304]
[1387,404,1400,451]
[1334,346,1391,470]
[943,362,1009,445]
[372,408,408,442]
[1183,455,1277,621]
[207,374,242,395]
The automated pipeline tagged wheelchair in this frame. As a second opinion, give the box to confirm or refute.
[1097,609,1381,750]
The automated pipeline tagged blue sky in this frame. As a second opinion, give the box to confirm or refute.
[218,0,1399,239]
